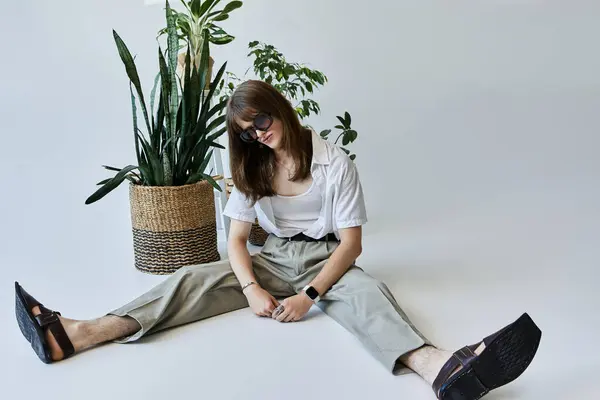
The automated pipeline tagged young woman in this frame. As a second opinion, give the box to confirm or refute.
[15,80,542,400]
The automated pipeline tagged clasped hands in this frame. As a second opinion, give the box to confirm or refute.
[244,284,313,322]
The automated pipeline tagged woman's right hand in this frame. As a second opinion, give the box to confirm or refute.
[244,284,279,317]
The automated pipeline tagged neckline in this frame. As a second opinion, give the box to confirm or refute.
[275,179,316,199]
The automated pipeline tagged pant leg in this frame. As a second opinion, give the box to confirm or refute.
[108,256,294,343]
[312,266,432,375]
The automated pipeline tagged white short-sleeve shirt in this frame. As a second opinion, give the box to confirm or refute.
[223,130,368,240]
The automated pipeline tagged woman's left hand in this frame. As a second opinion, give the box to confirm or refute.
[272,293,314,322]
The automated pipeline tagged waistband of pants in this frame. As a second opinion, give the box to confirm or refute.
[283,232,339,243]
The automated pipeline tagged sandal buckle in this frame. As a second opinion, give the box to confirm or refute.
[35,311,59,327]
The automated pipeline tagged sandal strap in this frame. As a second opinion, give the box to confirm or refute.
[35,305,75,358]
[454,345,478,366]
[432,344,480,398]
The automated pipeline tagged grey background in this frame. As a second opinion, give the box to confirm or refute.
[1,1,598,399]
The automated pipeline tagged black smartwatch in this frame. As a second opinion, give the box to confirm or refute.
[302,285,321,303]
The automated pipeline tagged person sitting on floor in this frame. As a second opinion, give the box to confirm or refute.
[15,79,542,400]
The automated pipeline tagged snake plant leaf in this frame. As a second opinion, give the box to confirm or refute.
[166,1,179,179]
[136,129,163,185]
[206,126,227,142]
[202,173,221,190]
[154,90,165,146]
[189,58,201,124]
[150,72,161,123]
[85,165,139,204]
[99,175,138,185]
[182,135,211,174]
[198,150,214,174]
[129,83,142,164]
[157,47,173,169]
[205,115,226,135]
[162,156,173,186]
[207,140,225,149]
[201,61,227,120]
[103,166,141,181]
[97,178,112,185]
[136,161,153,186]
[180,47,192,156]
[185,150,217,187]
[205,97,227,121]
[113,30,152,138]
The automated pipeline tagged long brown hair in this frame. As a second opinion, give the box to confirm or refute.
[226,80,312,204]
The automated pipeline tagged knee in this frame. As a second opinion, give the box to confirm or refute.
[172,265,195,280]
[355,274,392,297]
[345,270,386,293]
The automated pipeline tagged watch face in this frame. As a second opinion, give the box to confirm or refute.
[305,286,319,300]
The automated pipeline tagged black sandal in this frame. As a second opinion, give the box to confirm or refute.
[15,282,75,363]
[432,312,542,400]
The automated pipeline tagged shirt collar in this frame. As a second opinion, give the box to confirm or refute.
[311,130,330,166]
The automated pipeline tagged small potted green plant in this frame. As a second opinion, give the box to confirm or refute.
[86,1,228,274]
[158,0,243,88]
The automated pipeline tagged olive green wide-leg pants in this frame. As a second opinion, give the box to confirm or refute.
[109,235,430,375]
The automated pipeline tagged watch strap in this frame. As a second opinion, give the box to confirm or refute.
[302,285,321,303]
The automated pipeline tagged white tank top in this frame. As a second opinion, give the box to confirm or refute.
[271,180,322,237]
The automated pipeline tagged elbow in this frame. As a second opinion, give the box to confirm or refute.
[355,243,363,258]
[341,240,362,259]
[227,236,246,252]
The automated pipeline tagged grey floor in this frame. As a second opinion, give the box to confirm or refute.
[2,200,599,400]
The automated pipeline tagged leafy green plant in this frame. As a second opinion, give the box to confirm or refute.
[86,1,228,205]
[158,0,243,65]
[246,41,326,119]
[219,41,359,160]
[318,112,358,161]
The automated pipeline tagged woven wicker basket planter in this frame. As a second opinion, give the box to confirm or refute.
[248,221,269,246]
[129,181,221,275]
[225,179,269,246]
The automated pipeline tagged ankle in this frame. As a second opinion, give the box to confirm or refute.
[60,317,89,352]
[400,346,453,385]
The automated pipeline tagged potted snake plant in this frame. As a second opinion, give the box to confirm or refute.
[86,1,228,274]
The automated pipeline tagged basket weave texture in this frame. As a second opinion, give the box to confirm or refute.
[129,181,220,275]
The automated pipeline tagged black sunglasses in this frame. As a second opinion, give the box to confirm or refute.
[240,112,273,143]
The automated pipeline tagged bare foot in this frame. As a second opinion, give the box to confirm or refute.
[31,305,82,361]
[400,343,487,386]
